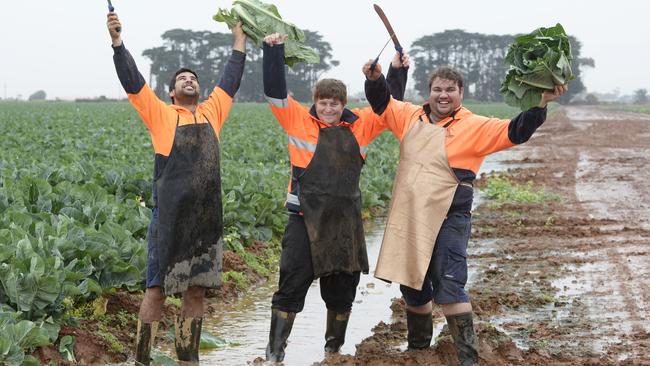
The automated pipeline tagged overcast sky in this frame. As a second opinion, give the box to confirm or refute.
[1,0,648,100]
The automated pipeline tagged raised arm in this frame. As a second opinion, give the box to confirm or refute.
[215,22,247,98]
[202,22,247,133]
[263,33,289,108]
[262,34,303,130]
[363,52,410,114]
[107,12,166,132]
[476,84,569,156]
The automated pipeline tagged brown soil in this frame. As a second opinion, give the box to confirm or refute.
[313,106,650,365]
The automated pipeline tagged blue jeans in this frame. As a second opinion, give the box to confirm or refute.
[400,212,472,306]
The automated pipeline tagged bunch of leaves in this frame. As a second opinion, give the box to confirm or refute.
[213,0,320,66]
[500,23,574,110]
[0,310,59,365]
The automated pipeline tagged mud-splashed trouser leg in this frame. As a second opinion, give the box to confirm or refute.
[406,309,433,350]
[324,310,351,353]
[174,316,202,364]
[265,309,296,362]
[446,312,478,366]
[135,320,159,366]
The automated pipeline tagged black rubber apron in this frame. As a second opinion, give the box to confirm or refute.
[156,115,223,295]
[297,125,369,278]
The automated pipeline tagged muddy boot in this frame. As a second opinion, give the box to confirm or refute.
[174,316,202,365]
[446,312,478,366]
[135,319,159,366]
[406,309,433,350]
[265,309,296,362]
[324,310,350,353]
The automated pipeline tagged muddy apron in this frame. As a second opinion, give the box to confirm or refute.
[375,117,461,290]
[156,116,223,295]
[298,125,369,278]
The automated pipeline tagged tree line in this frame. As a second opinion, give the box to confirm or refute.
[142,28,593,103]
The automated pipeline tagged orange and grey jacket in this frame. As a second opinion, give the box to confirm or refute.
[112,43,245,204]
[366,66,547,212]
[263,44,407,213]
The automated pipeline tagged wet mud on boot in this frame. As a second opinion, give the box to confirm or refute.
[446,312,479,366]
[406,309,433,350]
[174,316,202,365]
[265,309,296,362]
[135,320,159,366]
[324,310,351,353]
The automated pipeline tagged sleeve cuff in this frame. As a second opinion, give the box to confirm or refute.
[231,49,246,61]
[111,42,125,54]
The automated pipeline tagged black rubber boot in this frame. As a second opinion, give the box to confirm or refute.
[174,316,202,364]
[265,309,296,362]
[446,312,479,366]
[406,309,433,350]
[135,320,158,366]
[324,310,351,353]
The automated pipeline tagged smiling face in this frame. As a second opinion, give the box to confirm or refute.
[169,70,200,105]
[312,78,347,124]
[315,98,345,124]
[428,77,464,122]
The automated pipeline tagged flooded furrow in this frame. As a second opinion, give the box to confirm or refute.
[199,219,401,365]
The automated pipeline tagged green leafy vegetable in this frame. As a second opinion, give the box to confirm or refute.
[500,23,574,110]
[213,0,320,67]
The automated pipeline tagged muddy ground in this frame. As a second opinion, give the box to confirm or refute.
[315,106,650,365]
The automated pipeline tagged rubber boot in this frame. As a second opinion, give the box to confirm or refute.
[406,309,433,350]
[174,316,202,365]
[324,310,351,353]
[265,309,296,362]
[446,312,479,366]
[135,319,159,366]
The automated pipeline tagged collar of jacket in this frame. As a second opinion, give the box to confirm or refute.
[309,104,359,126]
[422,103,472,125]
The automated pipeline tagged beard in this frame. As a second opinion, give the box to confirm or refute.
[174,85,200,105]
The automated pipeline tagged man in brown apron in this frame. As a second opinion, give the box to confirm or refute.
[261,33,408,362]
[363,60,567,365]
[107,13,246,365]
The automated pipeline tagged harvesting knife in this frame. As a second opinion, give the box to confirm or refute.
[107,0,121,33]
[370,4,403,71]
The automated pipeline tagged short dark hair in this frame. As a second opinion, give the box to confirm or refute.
[313,79,347,105]
[169,68,199,93]
[169,68,199,103]
[428,66,464,90]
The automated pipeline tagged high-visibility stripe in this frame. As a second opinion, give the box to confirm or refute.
[265,95,289,108]
[288,135,317,152]
[286,192,301,206]
[359,145,368,155]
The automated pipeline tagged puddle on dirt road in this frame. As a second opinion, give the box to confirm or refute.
[190,219,402,365]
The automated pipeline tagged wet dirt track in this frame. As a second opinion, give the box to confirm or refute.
[314,106,650,366]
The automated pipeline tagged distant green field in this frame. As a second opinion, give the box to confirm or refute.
[604,104,650,115]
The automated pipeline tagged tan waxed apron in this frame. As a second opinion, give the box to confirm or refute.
[374,117,462,290]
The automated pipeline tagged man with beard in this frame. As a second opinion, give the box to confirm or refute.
[363,60,566,365]
[107,12,246,365]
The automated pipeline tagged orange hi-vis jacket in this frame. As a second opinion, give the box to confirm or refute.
[263,43,407,213]
[112,44,245,204]
[371,88,546,212]
[128,83,232,156]
[268,98,386,212]
[380,100,516,175]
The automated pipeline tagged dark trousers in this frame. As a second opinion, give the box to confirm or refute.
[271,214,361,313]
[400,212,472,306]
